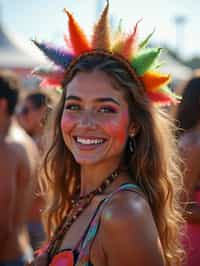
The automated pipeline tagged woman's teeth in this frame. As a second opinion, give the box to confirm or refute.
[76,137,105,145]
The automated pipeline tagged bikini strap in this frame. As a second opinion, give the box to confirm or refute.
[74,198,106,251]
[76,183,142,266]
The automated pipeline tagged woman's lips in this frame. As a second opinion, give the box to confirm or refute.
[73,136,107,150]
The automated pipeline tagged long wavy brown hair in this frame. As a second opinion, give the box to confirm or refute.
[41,53,184,266]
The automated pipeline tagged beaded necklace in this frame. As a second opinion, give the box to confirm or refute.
[47,169,119,260]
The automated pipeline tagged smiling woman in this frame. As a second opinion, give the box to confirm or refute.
[32,1,184,266]
[61,70,130,167]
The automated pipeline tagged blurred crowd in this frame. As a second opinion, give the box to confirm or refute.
[0,68,200,266]
[0,70,60,265]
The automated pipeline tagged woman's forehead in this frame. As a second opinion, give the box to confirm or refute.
[65,71,126,101]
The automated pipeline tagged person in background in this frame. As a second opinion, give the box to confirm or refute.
[17,91,53,250]
[0,70,38,265]
[31,2,185,266]
[17,92,52,153]
[175,72,200,266]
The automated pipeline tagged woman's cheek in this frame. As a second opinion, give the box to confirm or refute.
[60,113,76,134]
[103,112,129,145]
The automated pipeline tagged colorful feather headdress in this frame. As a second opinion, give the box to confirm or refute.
[32,0,179,105]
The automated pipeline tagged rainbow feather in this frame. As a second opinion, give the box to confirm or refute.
[92,0,110,50]
[121,19,142,60]
[140,71,171,92]
[32,40,74,68]
[64,9,91,55]
[131,48,162,76]
[33,2,176,106]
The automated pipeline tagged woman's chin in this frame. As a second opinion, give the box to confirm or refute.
[73,154,103,166]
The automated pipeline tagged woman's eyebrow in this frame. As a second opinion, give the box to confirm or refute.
[65,95,120,105]
[65,95,81,101]
[94,97,120,105]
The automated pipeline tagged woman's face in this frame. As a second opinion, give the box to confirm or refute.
[61,70,133,167]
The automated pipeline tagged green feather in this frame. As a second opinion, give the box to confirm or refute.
[117,19,123,33]
[152,61,165,70]
[160,86,182,100]
[139,28,155,49]
[131,48,162,75]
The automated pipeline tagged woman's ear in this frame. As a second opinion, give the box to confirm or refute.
[128,122,139,137]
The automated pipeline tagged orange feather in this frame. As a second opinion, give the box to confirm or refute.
[64,34,73,52]
[140,71,171,92]
[92,0,110,50]
[64,8,91,55]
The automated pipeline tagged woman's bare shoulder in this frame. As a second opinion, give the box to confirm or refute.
[101,189,152,226]
[98,189,164,266]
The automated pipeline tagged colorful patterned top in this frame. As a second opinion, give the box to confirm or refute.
[46,183,141,266]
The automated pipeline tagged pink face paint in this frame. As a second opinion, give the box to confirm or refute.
[61,111,79,135]
[102,110,130,147]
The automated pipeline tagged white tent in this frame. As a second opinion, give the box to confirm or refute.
[0,23,49,69]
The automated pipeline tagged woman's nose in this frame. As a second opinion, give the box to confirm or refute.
[79,110,96,129]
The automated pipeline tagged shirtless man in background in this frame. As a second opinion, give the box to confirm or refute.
[0,71,38,266]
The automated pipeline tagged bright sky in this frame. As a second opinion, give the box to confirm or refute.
[0,0,200,59]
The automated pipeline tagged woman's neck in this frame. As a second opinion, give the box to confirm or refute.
[80,158,121,197]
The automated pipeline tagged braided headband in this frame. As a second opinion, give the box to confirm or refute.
[32,0,180,106]
[64,49,145,91]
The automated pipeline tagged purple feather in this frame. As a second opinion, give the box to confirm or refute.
[32,40,74,68]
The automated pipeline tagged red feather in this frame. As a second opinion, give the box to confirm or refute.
[121,19,142,60]
[147,91,178,105]
[40,72,64,88]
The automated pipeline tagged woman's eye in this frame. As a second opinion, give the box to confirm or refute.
[99,107,116,113]
[65,104,81,111]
